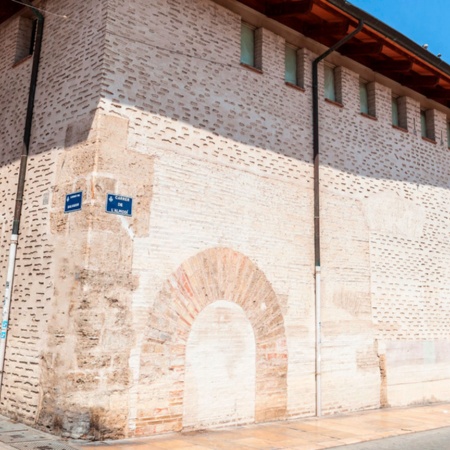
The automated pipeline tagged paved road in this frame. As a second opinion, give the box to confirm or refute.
[329,426,450,450]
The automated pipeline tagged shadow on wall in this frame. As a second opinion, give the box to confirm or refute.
[4,0,450,195]
[94,0,450,193]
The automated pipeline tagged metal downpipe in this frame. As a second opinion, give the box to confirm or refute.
[312,19,364,417]
[0,4,45,395]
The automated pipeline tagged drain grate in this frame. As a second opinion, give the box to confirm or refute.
[0,430,51,443]
[9,441,80,450]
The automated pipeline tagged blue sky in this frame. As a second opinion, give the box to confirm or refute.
[349,0,449,63]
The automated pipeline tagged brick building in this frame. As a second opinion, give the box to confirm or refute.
[1,0,450,440]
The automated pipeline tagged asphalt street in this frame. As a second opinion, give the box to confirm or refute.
[329,426,450,450]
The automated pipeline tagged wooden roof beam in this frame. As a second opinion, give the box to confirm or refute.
[303,20,350,39]
[340,42,383,57]
[400,75,440,88]
[266,0,313,18]
[373,60,413,73]
[422,88,450,100]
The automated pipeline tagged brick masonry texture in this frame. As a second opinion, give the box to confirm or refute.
[0,0,450,440]
[0,0,108,428]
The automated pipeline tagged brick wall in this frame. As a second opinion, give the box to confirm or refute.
[0,0,108,426]
[319,65,450,408]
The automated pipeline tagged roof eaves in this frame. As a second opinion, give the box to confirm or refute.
[327,0,450,78]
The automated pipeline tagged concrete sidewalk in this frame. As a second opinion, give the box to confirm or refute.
[0,403,448,450]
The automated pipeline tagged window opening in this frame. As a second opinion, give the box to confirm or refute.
[285,45,297,85]
[420,109,435,141]
[360,81,369,114]
[324,65,336,101]
[392,97,400,127]
[420,110,427,138]
[447,122,450,148]
[241,22,255,67]
[15,16,37,63]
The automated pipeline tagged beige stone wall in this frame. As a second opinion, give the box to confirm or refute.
[1,0,450,440]
[42,113,153,437]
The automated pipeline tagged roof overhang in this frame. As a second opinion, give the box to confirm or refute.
[237,0,450,108]
[0,0,23,24]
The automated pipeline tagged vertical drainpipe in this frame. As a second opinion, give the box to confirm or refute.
[312,19,364,417]
[0,5,45,394]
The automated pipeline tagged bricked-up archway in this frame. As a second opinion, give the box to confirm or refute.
[137,248,287,434]
[183,300,256,429]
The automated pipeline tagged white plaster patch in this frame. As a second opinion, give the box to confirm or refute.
[183,300,256,429]
[364,191,425,239]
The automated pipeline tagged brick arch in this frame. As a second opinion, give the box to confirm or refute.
[139,248,287,432]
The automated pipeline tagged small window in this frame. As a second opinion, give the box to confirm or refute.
[447,122,450,148]
[392,96,408,130]
[360,81,369,114]
[420,110,427,138]
[392,97,400,127]
[324,65,336,102]
[241,22,255,67]
[285,45,297,85]
[360,81,376,117]
[420,109,435,141]
[15,16,37,63]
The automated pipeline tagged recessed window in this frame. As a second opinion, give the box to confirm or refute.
[447,122,450,148]
[240,22,255,67]
[360,81,369,114]
[420,110,427,138]
[285,45,297,85]
[240,22,262,71]
[286,46,306,89]
[392,97,400,127]
[15,16,37,63]
[324,65,342,104]
[324,65,336,101]
[360,81,376,117]
[420,109,435,141]
[392,96,408,130]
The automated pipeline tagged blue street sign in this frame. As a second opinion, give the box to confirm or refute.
[64,191,83,213]
[106,194,133,217]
